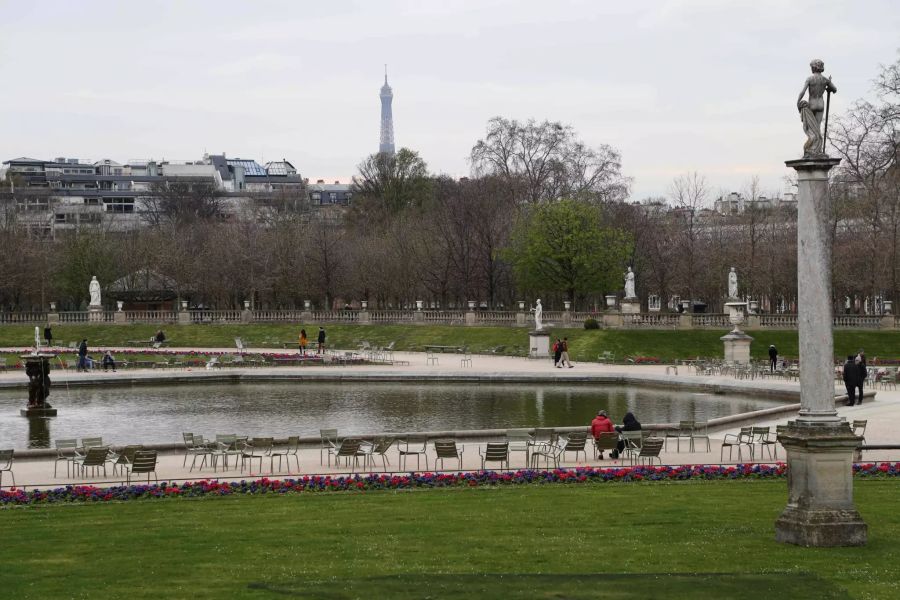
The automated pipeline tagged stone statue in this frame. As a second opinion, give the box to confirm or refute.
[89,276,101,307]
[25,359,51,408]
[728,267,738,299]
[532,299,543,331]
[796,59,837,158]
[624,267,636,299]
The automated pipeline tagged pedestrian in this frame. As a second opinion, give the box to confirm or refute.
[855,350,867,405]
[559,337,573,368]
[299,329,308,354]
[842,355,858,406]
[77,339,88,372]
[768,344,778,372]
[43,325,52,347]
[154,329,166,343]
[317,327,326,354]
[553,338,562,367]
[102,351,117,372]
[590,410,615,459]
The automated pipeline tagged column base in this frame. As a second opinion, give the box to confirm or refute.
[529,331,550,358]
[775,507,867,547]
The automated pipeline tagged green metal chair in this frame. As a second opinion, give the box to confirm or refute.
[0,449,13,488]
[76,447,110,478]
[333,438,363,470]
[560,431,588,463]
[593,432,619,460]
[127,450,158,485]
[720,427,754,462]
[691,421,711,452]
[631,438,664,466]
[357,436,395,471]
[240,437,273,475]
[505,429,533,466]
[54,439,79,477]
[113,445,143,477]
[398,435,428,471]
[479,441,509,471]
[270,436,301,473]
[433,439,464,471]
[320,429,338,466]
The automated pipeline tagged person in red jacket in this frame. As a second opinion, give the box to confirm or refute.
[591,410,616,458]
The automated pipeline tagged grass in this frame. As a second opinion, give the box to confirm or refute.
[1,480,899,598]
[0,323,895,365]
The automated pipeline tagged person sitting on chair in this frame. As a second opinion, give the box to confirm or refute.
[102,351,117,372]
[590,410,615,459]
[611,412,642,459]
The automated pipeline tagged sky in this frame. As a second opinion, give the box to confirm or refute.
[1,0,898,200]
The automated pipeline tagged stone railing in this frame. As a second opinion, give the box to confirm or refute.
[10,309,900,330]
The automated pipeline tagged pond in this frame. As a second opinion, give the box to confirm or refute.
[0,382,787,448]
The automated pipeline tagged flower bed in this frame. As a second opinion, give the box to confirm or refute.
[2,463,896,507]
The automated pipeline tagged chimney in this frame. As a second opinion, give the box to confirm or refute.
[334,180,340,185]
[316,179,324,184]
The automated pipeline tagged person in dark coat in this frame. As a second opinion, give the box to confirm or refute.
[611,412,642,459]
[768,345,778,372]
[43,325,53,347]
[553,338,562,367]
[77,339,88,372]
[842,355,858,406]
[317,327,326,354]
[855,350,867,405]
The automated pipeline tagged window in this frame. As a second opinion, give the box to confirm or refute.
[311,192,321,203]
[329,192,337,203]
[103,198,134,213]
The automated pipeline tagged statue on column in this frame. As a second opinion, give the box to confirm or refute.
[796,59,837,158]
[624,267,636,299]
[728,267,739,299]
[89,276,102,307]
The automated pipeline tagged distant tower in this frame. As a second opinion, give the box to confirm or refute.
[379,65,395,155]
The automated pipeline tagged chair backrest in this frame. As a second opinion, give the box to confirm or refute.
[564,431,587,451]
[0,449,12,468]
[751,426,770,440]
[249,437,274,452]
[594,432,619,451]
[130,450,157,474]
[372,436,394,454]
[738,426,755,442]
[216,434,237,445]
[483,442,509,461]
[81,437,103,449]
[532,428,556,445]
[639,439,664,457]
[385,341,395,351]
[336,438,361,456]
[56,439,78,455]
[320,429,338,446]
[852,420,867,435]
[678,421,694,435]
[621,430,643,449]
[506,429,532,443]
[182,432,194,446]
[400,436,427,452]
[117,445,143,464]
[82,447,109,466]
[285,436,300,452]
[692,421,709,435]
[434,439,460,459]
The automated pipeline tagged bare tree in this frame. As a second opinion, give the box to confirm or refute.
[669,172,710,310]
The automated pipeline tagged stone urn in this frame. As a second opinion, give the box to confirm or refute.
[564,300,571,311]
[116,300,124,312]
[361,300,368,309]
[468,300,476,310]
[416,300,423,311]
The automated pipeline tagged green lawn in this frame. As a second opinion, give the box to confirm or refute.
[0,323,896,365]
[1,481,898,598]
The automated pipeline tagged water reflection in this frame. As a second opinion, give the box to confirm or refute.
[27,417,51,449]
[0,382,787,449]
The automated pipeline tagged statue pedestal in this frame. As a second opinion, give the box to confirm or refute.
[720,329,753,364]
[529,330,550,358]
[21,407,57,417]
[776,421,867,546]
[621,299,640,314]
[88,305,103,322]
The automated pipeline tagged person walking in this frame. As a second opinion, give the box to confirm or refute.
[299,329,308,354]
[553,338,562,367]
[317,327,326,354]
[77,339,88,372]
[559,337,573,368]
[842,355,858,406]
[768,345,778,372]
[855,350,867,405]
[43,325,52,347]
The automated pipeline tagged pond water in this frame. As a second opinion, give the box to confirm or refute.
[0,382,787,448]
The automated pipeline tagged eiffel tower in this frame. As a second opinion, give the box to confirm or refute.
[379,65,395,155]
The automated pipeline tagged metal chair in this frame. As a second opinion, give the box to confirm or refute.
[459,347,472,368]
[593,432,619,459]
[0,449,13,488]
[560,431,588,463]
[54,439,79,477]
[426,351,439,366]
[76,447,110,478]
[127,450,158,485]
[240,437,273,475]
[113,445,143,477]
[333,438,363,470]
[270,436,301,473]
[852,420,867,443]
[632,438,664,466]
[398,436,429,471]
[506,429,532,466]
[433,439,464,471]
[620,430,644,461]
[357,436,395,471]
[479,441,509,470]
[751,427,777,460]
[720,427,754,462]
[690,421,711,452]
[529,440,563,469]
[320,429,338,466]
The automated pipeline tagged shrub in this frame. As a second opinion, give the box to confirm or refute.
[584,318,600,330]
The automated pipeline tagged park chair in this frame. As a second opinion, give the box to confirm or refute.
[666,421,695,452]
[113,445,143,477]
[333,438,363,470]
[479,441,509,471]
[593,432,619,460]
[433,439,465,471]
[182,433,210,468]
[269,436,301,473]
[320,429,338,466]
[460,346,473,368]
[632,438,664,466]
[426,350,439,366]
[560,431,588,463]
[751,427,777,460]
[530,440,563,469]
[598,351,615,364]
[0,449,13,489]
[357,436,394,471]
[211,434,242,471]
[398,435,429,471]
[240,437,273,475]
[691,421,711,452]
[54,438,79,477]
[530,428,557,449]
[506,429,533,466]
[76,447,110,478]
[720,427,754,462]
[127,450,158,485]
[79,437,104,455]
[852,420,867,444]
[620,431,644,461]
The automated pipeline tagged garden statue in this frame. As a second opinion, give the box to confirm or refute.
[728,267,738,299]
[624,267,636,299]
[532,299,543,331]
[796,59,837,158]
[25,358,52,409]
[89,276,101,307]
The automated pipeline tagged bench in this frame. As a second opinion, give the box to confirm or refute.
[423,345,463,353]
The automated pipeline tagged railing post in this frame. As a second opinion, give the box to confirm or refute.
[678,313,693,330]
[47,303,59,325]
[880,315,894,330]
[747,314,760,329]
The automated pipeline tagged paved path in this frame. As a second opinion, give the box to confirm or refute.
[2,347,897,489]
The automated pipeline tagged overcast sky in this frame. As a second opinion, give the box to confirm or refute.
[1,0,898,200]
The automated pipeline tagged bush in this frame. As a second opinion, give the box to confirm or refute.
[584,318,600,330]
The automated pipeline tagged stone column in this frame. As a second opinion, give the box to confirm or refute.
[776,157,866,547]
